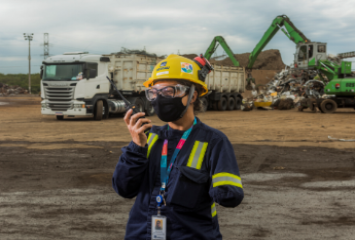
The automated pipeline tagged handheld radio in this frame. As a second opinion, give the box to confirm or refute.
[106,76,148,127]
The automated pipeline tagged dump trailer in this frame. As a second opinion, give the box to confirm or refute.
[203,64,245,111]
[40,51,245,120]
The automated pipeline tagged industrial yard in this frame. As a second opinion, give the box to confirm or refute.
[1,0,355,238]
[1,96,354,240]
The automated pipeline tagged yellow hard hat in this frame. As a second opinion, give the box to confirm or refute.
[143,54,209,96]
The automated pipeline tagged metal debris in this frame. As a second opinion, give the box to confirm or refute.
[328,136,355,142]
[0,83,28,96]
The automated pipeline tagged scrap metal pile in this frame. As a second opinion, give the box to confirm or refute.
[252,67,324,110]
[112,47,166,58]
[251,54,355,112]
[0,83,28,96]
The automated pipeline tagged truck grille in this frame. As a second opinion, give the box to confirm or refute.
[44,86,74,111]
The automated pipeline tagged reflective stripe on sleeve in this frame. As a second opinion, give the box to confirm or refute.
[211,202,217,217]
[212,172,243,189]
[147,133,159,158]
[186,141,208,169]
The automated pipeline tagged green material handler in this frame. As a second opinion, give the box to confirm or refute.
[246,14,355,113]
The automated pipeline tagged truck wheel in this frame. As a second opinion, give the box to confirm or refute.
[227,97,235,111]
[234,96,242,110]
[56,116,64,120]
[200,97,208,112]
[103,101,109,119]
[317,99,325,113]
[145,101,155,116]
[320,99,337,113]
[217,97,227,111]
[94,100,103,120]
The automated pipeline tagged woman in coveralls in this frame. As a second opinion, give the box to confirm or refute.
[112,54,244,240]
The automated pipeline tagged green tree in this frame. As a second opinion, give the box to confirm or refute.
[0,73,41,94]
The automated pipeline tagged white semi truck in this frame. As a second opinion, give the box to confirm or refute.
[40,51,246,120]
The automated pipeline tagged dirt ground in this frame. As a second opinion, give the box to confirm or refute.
[1,96,355,240]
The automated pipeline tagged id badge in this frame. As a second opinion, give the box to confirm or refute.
[151,215,167,240]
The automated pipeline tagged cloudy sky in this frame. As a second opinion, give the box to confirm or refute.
[1,0,354,74]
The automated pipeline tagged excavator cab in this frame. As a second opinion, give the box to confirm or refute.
[295,42,327,69]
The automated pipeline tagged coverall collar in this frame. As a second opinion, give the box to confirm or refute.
[151,117,202,140]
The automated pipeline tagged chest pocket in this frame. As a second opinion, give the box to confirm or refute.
[186,141,209,169]
[167,141,210,209]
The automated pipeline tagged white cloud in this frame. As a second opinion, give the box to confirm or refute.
[0,57,27,61]
[0,0,355,74]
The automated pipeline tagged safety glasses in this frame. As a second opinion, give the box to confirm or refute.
[145,84,190,101]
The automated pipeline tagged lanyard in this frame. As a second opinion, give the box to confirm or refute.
[160,117,197,192]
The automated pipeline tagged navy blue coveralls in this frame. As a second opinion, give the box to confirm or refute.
[112,118,244,240]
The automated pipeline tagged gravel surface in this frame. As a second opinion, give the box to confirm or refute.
[0,97,354,239]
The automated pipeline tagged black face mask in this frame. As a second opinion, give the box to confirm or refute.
[151,94,186,122]
[151,84,195,122]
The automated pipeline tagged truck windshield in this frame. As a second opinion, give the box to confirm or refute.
[42,64,84,81]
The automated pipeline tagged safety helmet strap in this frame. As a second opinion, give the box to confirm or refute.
[179,84,195,118]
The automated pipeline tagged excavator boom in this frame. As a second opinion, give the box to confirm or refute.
[204,36,239,67]
[247,15,310,69]
[245,15,310,89]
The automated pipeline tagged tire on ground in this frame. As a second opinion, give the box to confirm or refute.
[285,99,294,110]
[200,97,208,112]
[217,97,227,111]
[278,99,294,110]
[227,97,235,111]
[320,99,337,113]
[56,116,64,120]
[103,101,109,119]
[234,96,242,110]
[94,100,103,121]
[272,99,281,109]
[317,99,325,113]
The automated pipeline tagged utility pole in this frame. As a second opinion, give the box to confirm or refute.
[41,33,50,59]
[24,33,33,94]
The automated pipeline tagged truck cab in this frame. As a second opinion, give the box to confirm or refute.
[294,42,327,69]
[40,52,110,120]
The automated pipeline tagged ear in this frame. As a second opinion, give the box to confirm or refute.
[190,89,198,104]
